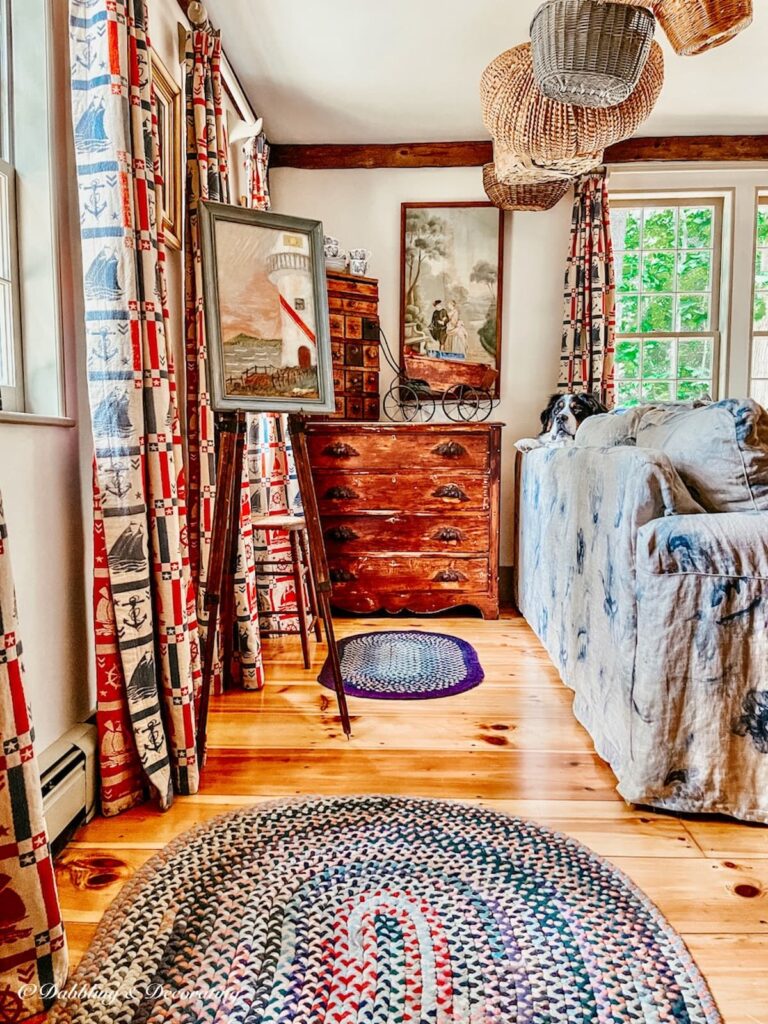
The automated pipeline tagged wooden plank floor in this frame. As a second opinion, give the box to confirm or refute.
[58,611,767,1022]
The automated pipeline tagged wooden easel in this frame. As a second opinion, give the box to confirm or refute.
[195,411,352,766]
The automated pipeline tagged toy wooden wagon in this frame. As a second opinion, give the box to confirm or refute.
[382,349,500,422]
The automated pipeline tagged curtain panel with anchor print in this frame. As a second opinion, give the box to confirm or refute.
[70,0,201,814]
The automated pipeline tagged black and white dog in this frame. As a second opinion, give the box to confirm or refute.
[516,392,608,451]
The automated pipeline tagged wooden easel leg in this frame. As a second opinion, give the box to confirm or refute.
[197,413,244,766]
[317,588,352,738]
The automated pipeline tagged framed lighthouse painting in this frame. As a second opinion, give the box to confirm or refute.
[198,203,336,414]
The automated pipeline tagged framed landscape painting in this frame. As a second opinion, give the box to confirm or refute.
[198,202,336,414]
[400,202,504,394]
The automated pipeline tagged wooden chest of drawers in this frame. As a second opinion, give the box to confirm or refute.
[326,271,380,421]
[306,422,502,619]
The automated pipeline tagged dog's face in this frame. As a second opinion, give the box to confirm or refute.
[539,392,607,443]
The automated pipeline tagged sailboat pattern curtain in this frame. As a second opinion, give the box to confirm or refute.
[70,0,201,814]
[0,497,68,1019]
[560,169,617,408]
[184,28,265,691]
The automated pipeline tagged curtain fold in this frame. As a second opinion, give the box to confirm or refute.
[241,135,305,636]
[0,495,68,1019]
[559,169,617,408]
[70,0,200,814]
[184,29,265,691]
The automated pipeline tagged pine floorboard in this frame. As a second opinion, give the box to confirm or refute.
[59,611,767,1023]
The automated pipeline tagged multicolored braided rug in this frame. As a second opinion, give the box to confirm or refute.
[50,797,721,1023]
[318,630,484,700]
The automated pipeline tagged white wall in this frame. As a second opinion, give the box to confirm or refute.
[271,163,768,567]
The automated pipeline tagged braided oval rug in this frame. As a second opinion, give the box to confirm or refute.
[318,630,484,700]
[50,797,721,1023]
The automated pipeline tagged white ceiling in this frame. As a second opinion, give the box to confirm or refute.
[206,0,768,144]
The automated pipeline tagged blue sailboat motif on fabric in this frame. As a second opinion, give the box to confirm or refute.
[74,97,109,153]
[85,247,122,301]
[108,524,146,575]
[92,389,133,440]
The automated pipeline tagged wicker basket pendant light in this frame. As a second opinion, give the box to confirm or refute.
[483,163,573,212]
[530,0,656,108]
[481,40,664,163]
[653,0,752,56]
[493,141,602,184]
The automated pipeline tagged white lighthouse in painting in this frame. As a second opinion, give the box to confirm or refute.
[266,231,317,370]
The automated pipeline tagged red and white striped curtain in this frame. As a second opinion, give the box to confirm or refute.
[0,496,67,1019]
[184,28,264,691]
[70,0,201,815]
[241,135,305,635]
[559,169,617,408]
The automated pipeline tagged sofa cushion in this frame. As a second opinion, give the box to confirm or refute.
[635,399,768,512]
[637,511,768,579]
[575,399,711,449]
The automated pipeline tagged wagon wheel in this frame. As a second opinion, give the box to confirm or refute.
[442,384,472,422]
[0,988,23,1023]
[409,384,437,422]
[383,382,422,423]
[464,386,494,422]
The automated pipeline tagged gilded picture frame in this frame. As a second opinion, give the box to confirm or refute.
[150,50,182,251]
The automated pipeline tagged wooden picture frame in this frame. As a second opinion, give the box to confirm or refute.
[400,201,505,398]
[198,201,336,415]
[151,50,182,250]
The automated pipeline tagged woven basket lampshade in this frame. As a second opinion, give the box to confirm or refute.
[481,40,664,164]
[654,0,752,56]
[483,163,573,212]
[493,141,603,183]
[530,0,656,108]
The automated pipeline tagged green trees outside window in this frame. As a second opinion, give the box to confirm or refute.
[612,201,720,407]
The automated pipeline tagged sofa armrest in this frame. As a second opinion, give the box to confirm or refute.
[637,512,768,579]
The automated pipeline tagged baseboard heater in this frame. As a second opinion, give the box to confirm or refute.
[39,723,98,858]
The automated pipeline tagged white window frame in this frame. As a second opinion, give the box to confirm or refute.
[750,192,768,406]
[611,195,725,405]
[0,158,23,411]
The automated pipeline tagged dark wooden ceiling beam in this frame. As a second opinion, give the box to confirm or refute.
[270,135,768,170]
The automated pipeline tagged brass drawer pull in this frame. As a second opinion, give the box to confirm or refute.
[433,569,467,583]
[433,484,469,502]
[326,526,359,544]
[330,568,357,583]
[325,486,359,501]
[434,527,463,543]
[433,441,467,459]
[323,442,360,459]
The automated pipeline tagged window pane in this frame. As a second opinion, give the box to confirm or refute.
[751,377,768,408]
[757,207,768,247]
[643,339,673,379]
[753,336,768,379]
[677,380,712,401]
[613,207,641,250]
[615,339,640,379]
[615,251,640,293]
[0,278,14,386]
[0,169,9,281]
[642,251,675,293]
[617,294,639,333]
[616,381,641,406]
[755,249,768,290]
[642,380,673,402]
[678,251,712,292]
[678,337,713,380]
[643,207,677,249]
[678,294,710,332]
[641,294,674,333]
[679,207,713,249]
[754,291,768,331]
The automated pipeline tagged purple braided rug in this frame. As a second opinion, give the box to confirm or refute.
[317,630,484,700]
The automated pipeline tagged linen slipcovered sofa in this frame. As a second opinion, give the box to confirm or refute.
[516,399,768,822]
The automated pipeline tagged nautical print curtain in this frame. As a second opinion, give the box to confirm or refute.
[560,169,617,408]
[242,136,305,635]
[184,27,264,691]
[0,496,68,1019]
[70,0,201,814]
